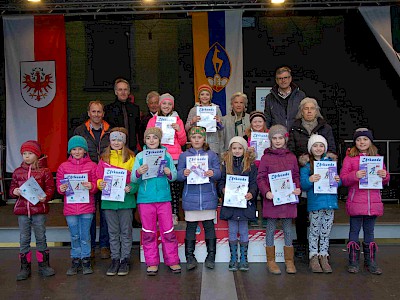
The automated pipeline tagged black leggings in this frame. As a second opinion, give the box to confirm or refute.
[186,220,216,240]
[295,197,309,245]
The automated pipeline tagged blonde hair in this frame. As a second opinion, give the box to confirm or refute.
[221,145,255,174]
[348,143,379,157]
[101,127,135,163]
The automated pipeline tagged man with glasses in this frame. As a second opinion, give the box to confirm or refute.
[264,66,306,131]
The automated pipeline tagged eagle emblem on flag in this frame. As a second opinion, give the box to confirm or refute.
[20,60,56,108]
[204,42,231,93]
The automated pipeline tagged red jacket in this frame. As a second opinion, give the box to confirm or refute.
[9,156,55,216]
[56,155,98,216]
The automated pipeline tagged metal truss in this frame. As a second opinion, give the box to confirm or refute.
[1,1,400,16]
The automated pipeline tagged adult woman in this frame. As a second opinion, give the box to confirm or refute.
[287,97,336,259]
[221,92,250,152]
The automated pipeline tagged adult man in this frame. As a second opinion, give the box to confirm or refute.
[264,66,306,131]
[104,78,141,152]
[139,91,160,148]
[74,100,111,259]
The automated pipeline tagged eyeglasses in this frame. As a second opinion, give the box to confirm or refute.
[276,76,291,81]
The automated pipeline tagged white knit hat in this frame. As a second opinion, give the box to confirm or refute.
[307,134,328,154]
[229,136,248,151]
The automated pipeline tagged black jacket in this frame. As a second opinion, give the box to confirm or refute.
[104,100,141,151]
[287,117,336,158]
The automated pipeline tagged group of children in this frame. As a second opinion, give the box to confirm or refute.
[10,86,388,280]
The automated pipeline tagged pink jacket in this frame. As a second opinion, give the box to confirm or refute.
[56,155,98,216]
[340,154,389,217]
[146,114,187,160]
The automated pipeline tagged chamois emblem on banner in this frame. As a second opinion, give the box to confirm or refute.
[20,60,56,108]
[204,42,231,92]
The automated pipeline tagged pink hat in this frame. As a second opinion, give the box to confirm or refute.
[159,93,175,108]
[20,140,42,157]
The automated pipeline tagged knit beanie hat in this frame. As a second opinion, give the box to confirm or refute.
[307,134,328,154]
[188,126,206,139]
[268,124,289,143]
[68,136,88,153]
[197,84,213,98]
[144,127,163,141]
[353,128,374,143]
[20,140,42,157]
[249,110,267,123]
[159,93,175,108]
[229,136,248,151]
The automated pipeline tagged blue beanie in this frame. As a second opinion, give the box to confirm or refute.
[68,136,88,153]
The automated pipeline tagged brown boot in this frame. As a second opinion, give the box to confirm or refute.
[265,246,281,275]
[319,255,332,273]
[309,255,323,273]
[283,246,296,274]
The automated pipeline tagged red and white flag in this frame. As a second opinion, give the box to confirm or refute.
[3,15,67,172]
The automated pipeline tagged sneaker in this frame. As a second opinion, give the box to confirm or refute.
[169,264,181,274]
[117,259,129,276]
[82,258,94,275]
[106,259,120,276]
[172,214,179,226]
[100,247,111,259]
[146,266,158,276]
[66,258,82,276]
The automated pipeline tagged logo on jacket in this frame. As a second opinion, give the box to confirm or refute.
[20,60,56,108]
[204,42,231,93]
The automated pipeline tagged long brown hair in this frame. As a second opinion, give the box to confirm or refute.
[221,146,255,174]
[348,143,379,157]
[101,127,135,163]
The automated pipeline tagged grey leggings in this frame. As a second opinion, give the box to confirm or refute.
[265,218,293,247]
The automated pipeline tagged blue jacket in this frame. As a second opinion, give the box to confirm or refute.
[177,147,221,211]
[131,146,177,204]
[219,156,258,221]
[300,155,340,212]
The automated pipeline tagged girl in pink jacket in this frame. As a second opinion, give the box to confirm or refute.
[146,93,187,225]
[340,128,389,275]
[56,136,98,276]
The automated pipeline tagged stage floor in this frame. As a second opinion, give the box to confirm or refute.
[0,245,398,300]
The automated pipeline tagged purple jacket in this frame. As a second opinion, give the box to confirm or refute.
[257,147,300,219]
[56,155,98,216]
[340,154,389,217]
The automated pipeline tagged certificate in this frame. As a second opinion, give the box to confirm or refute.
[101,168,128,202]
[314,161,338,194]
[268,170,297,206]
[197,106,217,132]
[359,156,383,189]
[19,176,46,205]
[186,156,209,185]
[142,148,166,180]
[250,132,270,160]
[223,175,249,208]
[155,116,177,145]
[63,173,90,204]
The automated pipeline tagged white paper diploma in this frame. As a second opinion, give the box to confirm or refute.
[197,106,217,132]
[19,176,46,205]
[268,170,297,206]
[250,132,270,160]
[142,148,166,180]
[223,175,249,208]
[359,156,383,189]
[64,173,90,204]
[314,161,338,194]
[186,156,209,185]
[155,116,177,145]
[101,168,128,202]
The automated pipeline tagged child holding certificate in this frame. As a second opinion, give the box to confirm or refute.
[340,128,389,275]
[132,127,181,275]
[146,93,187,226]
[96,127,138,276]
[185,84,223,155]
[218,137,258,272]
[9,140,55,281]
[299,135,340,273]
[177,126,221,270]
[56,136,98,276]
[256,125,301,275]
